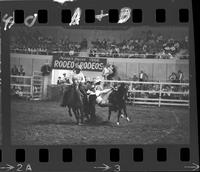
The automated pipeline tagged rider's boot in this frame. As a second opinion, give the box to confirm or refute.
[126,117,130,122]
[120,114,125,118]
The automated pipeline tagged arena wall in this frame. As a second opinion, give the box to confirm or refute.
[107,58,189,81]
[11,53,52,76]
[11,53,189,82]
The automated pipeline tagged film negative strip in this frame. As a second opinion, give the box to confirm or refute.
[0,0,199,171]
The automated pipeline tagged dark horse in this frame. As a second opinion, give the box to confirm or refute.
[108,83,130,125]
[62,82,85,125]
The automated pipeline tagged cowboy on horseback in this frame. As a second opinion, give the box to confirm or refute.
[60,65,89,124]
[69,65,85,84]
[60,65,86,107]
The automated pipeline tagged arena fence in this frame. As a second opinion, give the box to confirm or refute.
[103,80,189,107]
[32,72,43,100]
[10,74,189,107]
[11,72,43,100]
[11,75,32,98]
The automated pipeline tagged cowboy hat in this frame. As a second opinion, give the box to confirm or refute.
[86,77,91,82]
[75,65,82,70]
[94,76,102,84]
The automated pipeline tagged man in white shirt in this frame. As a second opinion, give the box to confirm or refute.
[87,77,112,107]
[169,72,177,83]
[69,65,85,84]
[102,64,110,80]
[62,73,67,82]
[61,73,71,84]
[177,70,184,83]
[139,70,144,81]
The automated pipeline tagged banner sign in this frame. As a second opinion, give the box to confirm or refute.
[52,55,107,72]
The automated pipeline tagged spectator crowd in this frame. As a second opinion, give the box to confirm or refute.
[10,29,189,60]
[10,29,87,56]
[126,69,189,102]
[89,30,189,59]
[11,65,25,76]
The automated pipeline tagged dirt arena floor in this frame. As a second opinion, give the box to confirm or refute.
[11,99,189,145]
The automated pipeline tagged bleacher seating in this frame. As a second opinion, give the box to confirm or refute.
[10,29,189,59]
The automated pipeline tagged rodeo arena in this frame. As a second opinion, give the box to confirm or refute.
[2,26,190,144]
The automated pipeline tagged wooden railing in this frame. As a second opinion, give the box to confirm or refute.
[10,72,43,100]
[10,75,189,106]
[103,80,189,107]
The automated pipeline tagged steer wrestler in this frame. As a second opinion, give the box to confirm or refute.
[87,77,112,107]
[86,77,112,121]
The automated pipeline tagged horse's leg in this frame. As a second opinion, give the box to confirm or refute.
[91,103,96,121]
[77,109,82,125]
[84,103,90,121]
[108,107,111,121]
[79,107,84,124]
[76,109,80,125]
[72,108,79,124]
[117,110,121,126]
[123,104,130,122]
[68,106,72,117]
[85,98,90,121]
[60,89,68,107]
[89,95,96,121]
[84,110,90,121]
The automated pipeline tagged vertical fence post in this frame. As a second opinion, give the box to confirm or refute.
[130,82,133,104]
[30,76,33,99]
[158,82,162,107]
[23,76,25,85]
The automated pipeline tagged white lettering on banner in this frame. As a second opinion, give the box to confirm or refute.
[2,12,15,31]
[91,63,95,70]
[54,60,104,71]
[83,62,88,69]
[69,7,81,26]
[52,55,106,71]
[54,60,59,68]
[88,62,92,69]
[68,61,75,68]
[54,60,77,69]
[64,61,74,68]
[81,62,102,70]
[118,7,131,24]
[24,13,38,27]
[99,63,104,70]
